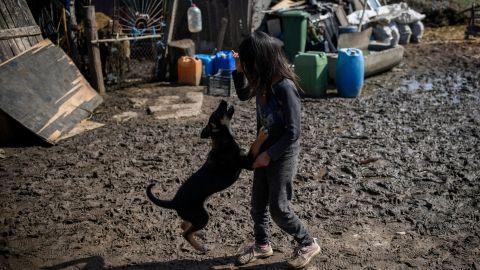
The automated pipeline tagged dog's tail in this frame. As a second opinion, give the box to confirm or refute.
[146,184,175,209]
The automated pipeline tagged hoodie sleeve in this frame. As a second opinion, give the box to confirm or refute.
[232,70,253,101]
[266,81,301,161]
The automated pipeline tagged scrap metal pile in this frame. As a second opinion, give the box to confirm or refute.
[263,0,426,52]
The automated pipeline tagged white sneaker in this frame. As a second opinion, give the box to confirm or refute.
[287,238,321,269]
[236,242,274,265]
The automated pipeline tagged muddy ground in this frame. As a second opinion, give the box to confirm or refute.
[1,30,480,270]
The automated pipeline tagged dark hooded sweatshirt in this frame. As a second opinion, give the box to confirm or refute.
[232,70,301,161]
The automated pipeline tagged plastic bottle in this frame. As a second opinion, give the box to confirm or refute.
[187,4,202,33]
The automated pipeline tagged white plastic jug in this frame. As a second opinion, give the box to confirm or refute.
[187,4,202,33]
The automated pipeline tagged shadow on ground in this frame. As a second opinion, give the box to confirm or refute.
[43,255,291,270]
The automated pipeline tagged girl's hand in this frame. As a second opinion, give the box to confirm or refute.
[253,151,271,168]
[232,50,243,73]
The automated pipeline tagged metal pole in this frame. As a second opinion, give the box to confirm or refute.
[358,0,368,32]
[90,34,164,44]
[167,0,179,46]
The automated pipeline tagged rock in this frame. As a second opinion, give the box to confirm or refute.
[112,111,139,123]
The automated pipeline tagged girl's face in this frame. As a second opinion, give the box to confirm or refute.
[239,31,297,95]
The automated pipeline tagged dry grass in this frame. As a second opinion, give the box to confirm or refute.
[95,12,112,30]
[423,25,468,41]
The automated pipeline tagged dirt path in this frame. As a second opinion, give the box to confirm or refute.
[1,32,479,270]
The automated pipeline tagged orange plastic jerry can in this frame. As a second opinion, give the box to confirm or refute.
[177,56,202,86]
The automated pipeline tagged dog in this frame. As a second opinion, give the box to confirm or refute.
[146,100,268,253]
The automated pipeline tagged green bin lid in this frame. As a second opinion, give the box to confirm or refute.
[305,51,327,58]
[279,10,309,18]
[294,52,327,66]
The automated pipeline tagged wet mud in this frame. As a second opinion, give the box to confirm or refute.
[1,38,479,269]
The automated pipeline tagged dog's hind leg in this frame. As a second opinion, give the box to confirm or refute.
[182,220,207,238]
[182,209,209,253]
[181,220,191,231]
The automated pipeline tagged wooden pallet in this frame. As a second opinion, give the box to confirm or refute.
[0,0,43,63]
[0,39,103,144]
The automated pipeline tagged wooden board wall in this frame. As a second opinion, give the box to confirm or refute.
[0,0,43,64]
[171,0,253,51]
[0,39,103,144]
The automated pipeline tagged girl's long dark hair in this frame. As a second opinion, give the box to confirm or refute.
[238,31,301,100]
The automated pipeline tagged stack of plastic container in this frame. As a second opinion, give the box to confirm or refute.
[195,54,215,85]
[208,51,236,96]
[214,51,236,74]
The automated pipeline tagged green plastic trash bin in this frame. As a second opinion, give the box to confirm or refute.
[280,10,309,62]
[294,51,328,97]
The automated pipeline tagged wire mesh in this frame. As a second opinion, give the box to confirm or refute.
[104,0,167,86]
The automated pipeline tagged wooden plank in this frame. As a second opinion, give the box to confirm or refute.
[251,0,271,31]
[4,0,35,47]
[0,0,14,60]
[352,0,365,11]
[211,0,227,46]
[240,0,250,44]
[216,17,228,50]
[0,39,103,144]
[269,0,305,11]
[58,120,105,141]
[0,0,28,51]
[0,4,21,57]
[335,5,349,27]
[0,26,42,40]
[0,40,13,62]
[84,6,105,95]
[247,0,252,32]
[167,0,179,45]
[17,0,42,45]
[5,0,34,48]
[206,2,213,44]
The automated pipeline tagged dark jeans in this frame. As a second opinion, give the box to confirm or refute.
[251,149,314,247]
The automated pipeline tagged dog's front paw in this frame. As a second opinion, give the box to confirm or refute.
[258,127,269,142]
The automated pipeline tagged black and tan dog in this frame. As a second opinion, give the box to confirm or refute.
[146,100,268,253]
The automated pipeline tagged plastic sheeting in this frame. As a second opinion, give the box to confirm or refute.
[347,3,425,26]
[347,10,377,25]
[394,8,426,24]
[372,22,400,47]
[410,21,424,43]
[397,23,412,44]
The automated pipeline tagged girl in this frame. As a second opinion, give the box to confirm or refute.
[232,31,320,269]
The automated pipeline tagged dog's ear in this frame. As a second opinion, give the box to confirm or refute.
[201,124,211,138]
[227,105,235,118]
[220,100,228,107]
[218,100,228,111]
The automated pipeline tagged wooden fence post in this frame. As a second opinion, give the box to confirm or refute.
[84,5,105,95]
[216,17,228,51]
